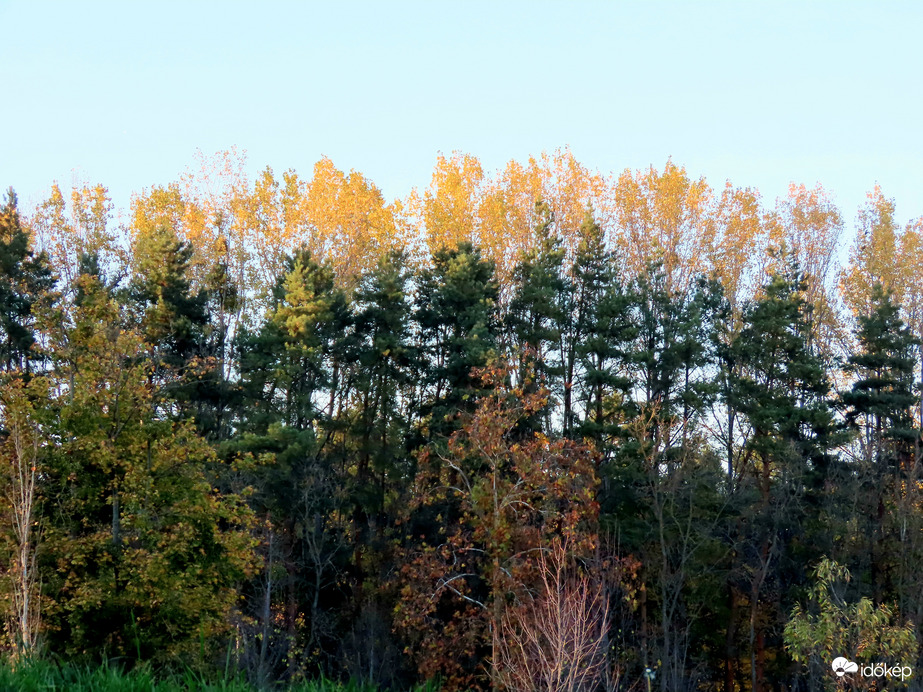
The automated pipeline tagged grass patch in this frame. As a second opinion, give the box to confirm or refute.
[0,660,441,691]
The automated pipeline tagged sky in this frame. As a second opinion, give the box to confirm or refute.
[2,1,922,236]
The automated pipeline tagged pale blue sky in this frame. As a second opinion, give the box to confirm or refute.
[2,1,921,231]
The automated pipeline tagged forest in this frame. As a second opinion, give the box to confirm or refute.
[0,148,922,691]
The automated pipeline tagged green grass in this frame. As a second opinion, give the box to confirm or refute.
[0,660,441,692]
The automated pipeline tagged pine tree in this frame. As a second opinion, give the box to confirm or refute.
[128,224,215,427]
[842,284,919,469]
[238,248,350,432]
[0,188,53,374]
[338,249,420,681]
[605,262,723,690]
[506,201,565,431]
[231,248,354,672]
[729,255,841,690]
[569,210,634,447]
[733,259,839,499]
[352,250,417,516]
[841,284,920,607]
[415,241,499,439]
[194,259,242,441]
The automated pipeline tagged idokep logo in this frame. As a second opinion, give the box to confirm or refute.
[831,656,913,682]
[831,657,858,677]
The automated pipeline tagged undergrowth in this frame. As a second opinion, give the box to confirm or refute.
[0,660,441,692]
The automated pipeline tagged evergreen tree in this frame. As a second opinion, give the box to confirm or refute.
[729,256,841,690]
[606,264,718,538]
[841,284,920,608]
[128,225,215,425]
[415,241,499,439]
[842,284,919,469]
[130,226,207,369]
[628,264,716,437]
[733,259,840,500]
[193,258,242,441]
[569,210,634,447]
[231,248,355,676]
[605,263,723,690]
[351,250,417,517]
[506,201,565,431]
[0,188,53,374]
[237,248,350,433]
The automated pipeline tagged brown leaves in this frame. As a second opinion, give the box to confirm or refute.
[397,357,599,689]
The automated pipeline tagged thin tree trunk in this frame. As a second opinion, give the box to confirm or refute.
[9,418,41,656]
[724,584,737,692]
[259,526,273,685]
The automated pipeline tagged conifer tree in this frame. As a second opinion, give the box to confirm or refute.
[566,209,634,444]
[842,284,920,608]
[0,189,53,374]
[238,248,350,432]
[352,250,417,516]
[506,201,565,431]
[128,224,225,433]
[843,284,919,468]
[232,248,354,673]
[606,263,722,690]
[415,242,499,439]
[730,256,841,690]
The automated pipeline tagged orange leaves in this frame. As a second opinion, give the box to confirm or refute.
[771,182,842,299]
[177,147,248,276]
[840,186,903,319]
[301,157,408,286]
[412,148,605,285]
[130,149,247,297]
[131,184,186,243]
[839,187,923,355]
[398,357,600,689]
[24,148,878,356]
[230,157,408,297]
[128,151,411,313]
[479,158,541,263]
[413,151,484,255]
[606,160,714,294]
[709,182,764,309]
[898,218,923,337]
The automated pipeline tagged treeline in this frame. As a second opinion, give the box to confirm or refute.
[2,151,923,691]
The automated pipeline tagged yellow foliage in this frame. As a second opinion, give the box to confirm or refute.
[302,157,408,287]
[413,151,485,255]
[30,182,120,289]
[606,160,713,293]
[771,182,842,297]
[414,148,604,289]
[899,218,923,340]
[130,149,247,295]
[708,183,765,309]
[840,186,901,320]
